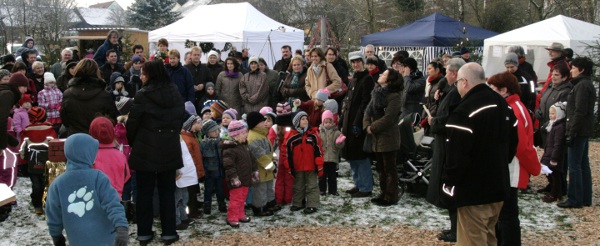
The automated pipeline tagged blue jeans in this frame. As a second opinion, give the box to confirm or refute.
[348,158,373,192]
[204,175,226,206]
[122,172,137,202]
[567,137,593,206]
[175,187,189,225]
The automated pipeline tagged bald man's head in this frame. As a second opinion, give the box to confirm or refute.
[456,62,486,97]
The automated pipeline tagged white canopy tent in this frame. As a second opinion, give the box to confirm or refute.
[482,15,600,79]
[149,2,304,67]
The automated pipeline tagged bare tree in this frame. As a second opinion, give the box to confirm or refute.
[108,7,127,26]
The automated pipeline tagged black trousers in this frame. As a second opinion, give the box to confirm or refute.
[375,151,399,202]
[318,162,338,194]
[30,174,45,208]
[136,170,177,239]
[496,188,521,246]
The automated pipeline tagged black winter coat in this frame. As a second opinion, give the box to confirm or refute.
[341,70,374,160]
[537,81,571,126]
[185,62,214,100]
[541,118,566,169]
[426,85,461,209]
[443,84,518,208]
[0,84,20,150]
[566,76,596,138]
[280,67,310,102]
[61,77,119,136]
[127,82,185,172]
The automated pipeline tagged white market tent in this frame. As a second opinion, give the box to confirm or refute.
[482,15,600,79]
[149,2,304,67]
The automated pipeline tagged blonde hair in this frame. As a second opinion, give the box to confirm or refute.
[190,46,202,54]
[288,56,304,70]
[32,61,44,69]
[168,49,180,59]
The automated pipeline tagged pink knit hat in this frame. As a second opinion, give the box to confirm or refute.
[276,102,292,116]
[259,106,273,115]
[322,110,334,123]
[228,120,247,137]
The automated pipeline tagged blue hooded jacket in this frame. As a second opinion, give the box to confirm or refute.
[93,39,120,67]
[45,134,127,245]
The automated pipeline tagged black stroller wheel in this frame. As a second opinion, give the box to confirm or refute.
[398,182,407,200]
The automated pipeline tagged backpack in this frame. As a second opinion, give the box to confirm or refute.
[21,137,52,175]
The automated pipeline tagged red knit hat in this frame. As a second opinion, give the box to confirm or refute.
[28,107,46,123]
[18,94,32,106]
[89,117,115,144]
[9,73,29,87]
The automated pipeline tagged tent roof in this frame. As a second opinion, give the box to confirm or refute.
[361,13,498,47]
[484,15,600,46]
[149,2,303,43]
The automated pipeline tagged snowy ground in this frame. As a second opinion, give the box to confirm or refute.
[0,162,570,245]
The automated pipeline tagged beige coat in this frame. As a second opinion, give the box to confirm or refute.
[305,61,341,99]
[239,70,269,113]
[215,71,243,117]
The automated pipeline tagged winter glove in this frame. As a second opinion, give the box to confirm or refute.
[566,136,573,147]
[317,169,324,177]
[252,171,260,183]
[420,119,428,128]
[52,235,66,246]
[335,134,346,144]
[541,165,553,176]
[114,226,129,246]
[352,125,362,137]
[265,162,275,171]
[230,177,241,188]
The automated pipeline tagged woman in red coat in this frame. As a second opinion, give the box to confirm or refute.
[488,71,543,245]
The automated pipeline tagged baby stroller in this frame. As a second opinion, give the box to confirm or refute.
[397,113,433,199]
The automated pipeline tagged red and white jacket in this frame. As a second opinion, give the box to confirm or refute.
[37,85,63,124]
[506,94,542,189]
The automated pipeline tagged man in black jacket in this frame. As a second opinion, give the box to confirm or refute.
[442,63,517,246]
[273,45,292,72]
[185,46,213,109]
[426,58,466,243]
[100,49,125,90]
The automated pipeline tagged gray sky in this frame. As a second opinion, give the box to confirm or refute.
[75,0,135,9]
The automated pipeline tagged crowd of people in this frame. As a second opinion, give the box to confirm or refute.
[0,30,596,246]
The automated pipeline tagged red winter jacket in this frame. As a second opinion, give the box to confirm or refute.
[506,94,541,189]
[283,127,324,172]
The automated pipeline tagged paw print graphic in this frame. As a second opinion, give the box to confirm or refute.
[67,186,94,217]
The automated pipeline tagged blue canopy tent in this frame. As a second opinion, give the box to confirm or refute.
[361,13,497,71]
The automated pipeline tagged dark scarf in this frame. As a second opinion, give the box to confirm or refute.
[291,71,300,88]
[365,84,388,117]
[225,70,239,78]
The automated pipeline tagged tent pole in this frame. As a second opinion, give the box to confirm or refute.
[320,16,326,50]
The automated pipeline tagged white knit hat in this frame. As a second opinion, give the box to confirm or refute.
[44,72,56,84]
[208,50,219,58]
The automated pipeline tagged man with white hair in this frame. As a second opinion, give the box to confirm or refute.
[442,63,517,246]
[50,48,73,79]
[364,44,387,71]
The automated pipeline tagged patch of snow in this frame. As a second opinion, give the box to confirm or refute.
[0,162,570,245]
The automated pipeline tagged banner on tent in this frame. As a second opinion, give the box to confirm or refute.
[373,46,482,73]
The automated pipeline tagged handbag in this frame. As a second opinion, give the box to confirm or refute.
[362,133,373,153]
[324,65,348,99]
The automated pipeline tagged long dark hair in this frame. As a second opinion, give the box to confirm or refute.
[142,60,170,86]
[386,69,404,93]
[224,57,240,72]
